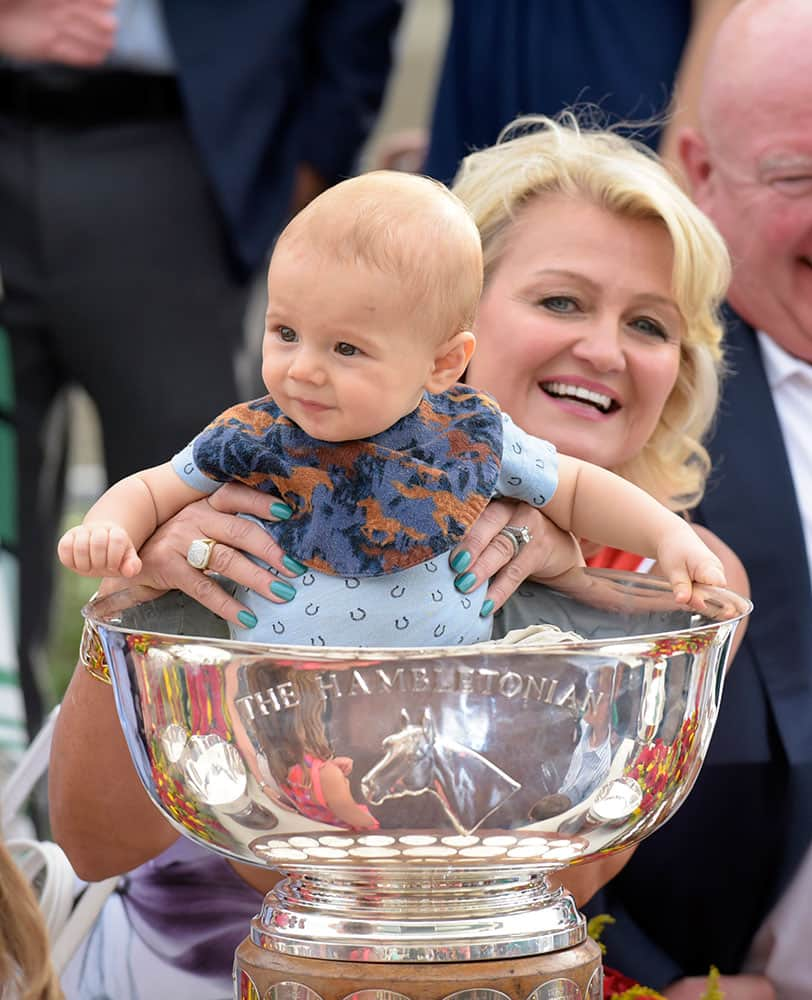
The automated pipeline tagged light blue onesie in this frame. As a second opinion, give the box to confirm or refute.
[172,393,558,647]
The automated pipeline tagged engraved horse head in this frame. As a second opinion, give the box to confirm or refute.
[360,708,521,835]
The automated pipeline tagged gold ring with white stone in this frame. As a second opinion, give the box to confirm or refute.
[186,537,217,571]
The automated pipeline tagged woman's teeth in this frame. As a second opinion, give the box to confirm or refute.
[541,382,613,413]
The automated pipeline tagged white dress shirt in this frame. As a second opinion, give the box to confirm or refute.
[743,331,812,998]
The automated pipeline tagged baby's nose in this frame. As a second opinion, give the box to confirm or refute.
[288,350,325,383]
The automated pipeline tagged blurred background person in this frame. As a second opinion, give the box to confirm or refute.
[0,0,401,739]
[377,0,739,180]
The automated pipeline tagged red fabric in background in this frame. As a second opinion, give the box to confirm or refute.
[586,546,645,571]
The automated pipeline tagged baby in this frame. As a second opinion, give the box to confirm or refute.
[59,171,726,647]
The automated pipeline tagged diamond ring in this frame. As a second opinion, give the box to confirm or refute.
[186,537,217,571]
[498,524,533,559]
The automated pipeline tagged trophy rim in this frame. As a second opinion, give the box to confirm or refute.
[83,567,752,659]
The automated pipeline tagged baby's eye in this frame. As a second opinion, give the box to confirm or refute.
[540,295,579,314]
[278,326,298,342]
[335,342,360,357]
[629,316,669,341]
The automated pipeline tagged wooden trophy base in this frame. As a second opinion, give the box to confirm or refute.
[234,936,603,999]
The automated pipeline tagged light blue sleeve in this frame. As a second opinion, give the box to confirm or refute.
[170,442,220,495]
[496,413,559,508]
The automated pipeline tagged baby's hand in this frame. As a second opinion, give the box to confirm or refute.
[657,524,727,604]
[58,522,142,578]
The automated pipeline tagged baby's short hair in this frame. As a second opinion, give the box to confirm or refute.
[277,171,484,340]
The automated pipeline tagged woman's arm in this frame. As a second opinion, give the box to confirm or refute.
[551,848,636,909]
[49,645,179,880]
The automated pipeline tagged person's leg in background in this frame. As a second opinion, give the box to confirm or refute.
[0,100,251,738]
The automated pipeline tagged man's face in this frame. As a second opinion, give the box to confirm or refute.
[688,90,812,360]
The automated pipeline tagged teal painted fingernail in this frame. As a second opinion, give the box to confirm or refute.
[282,555,306,576]
[237,610,257,629]
[270,580,297,602]
[450,549,471,573]
[455,571,477,594]
[270,502,293,520]
[480,599,495,618]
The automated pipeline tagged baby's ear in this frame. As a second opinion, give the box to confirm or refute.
[424,331,476,393]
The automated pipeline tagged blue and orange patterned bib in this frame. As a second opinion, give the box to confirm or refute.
[176,385,503,577]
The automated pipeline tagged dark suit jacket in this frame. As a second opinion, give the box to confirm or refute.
[586,311,812,988]
[424,0,692,183]
[163,1,402,276]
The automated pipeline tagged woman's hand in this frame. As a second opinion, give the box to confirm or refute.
[103,483,303,629]
[448,499,585,615]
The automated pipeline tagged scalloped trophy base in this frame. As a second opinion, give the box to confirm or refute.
[234,932,603,1000]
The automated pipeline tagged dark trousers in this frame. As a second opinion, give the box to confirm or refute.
[0,82,253,735]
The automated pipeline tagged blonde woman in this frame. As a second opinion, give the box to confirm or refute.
[447,114,746,616]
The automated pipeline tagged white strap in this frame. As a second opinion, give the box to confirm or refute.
[7,838,76,939]
[50,876,120,974]
[7,837,120,974]
[3,705,121,973]
[1,705,60,827]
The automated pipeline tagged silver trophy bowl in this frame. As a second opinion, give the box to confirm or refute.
[85,569,749,975]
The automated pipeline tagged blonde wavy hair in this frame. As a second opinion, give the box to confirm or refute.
[452,114,731,510]
[0,840,64,1000]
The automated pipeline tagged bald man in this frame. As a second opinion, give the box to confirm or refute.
[586,2,812,997]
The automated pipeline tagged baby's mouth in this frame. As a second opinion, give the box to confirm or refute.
[540,381,617,414]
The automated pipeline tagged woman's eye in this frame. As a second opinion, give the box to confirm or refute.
[278,326,297,342]
[335,342,360,357]
[540,295,578,314]
[630,316,668,340]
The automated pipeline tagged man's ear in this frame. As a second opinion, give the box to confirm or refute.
[424,331,476,394]
[678,127,713,204]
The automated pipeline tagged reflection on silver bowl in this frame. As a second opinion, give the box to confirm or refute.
[85,569,749,963]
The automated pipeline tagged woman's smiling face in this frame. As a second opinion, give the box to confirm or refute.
[468,195,684,471]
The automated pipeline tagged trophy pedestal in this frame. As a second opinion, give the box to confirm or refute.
[235,936,603,999]
[234,874,603,999]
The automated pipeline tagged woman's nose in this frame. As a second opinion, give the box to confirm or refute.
[570,318,626,372]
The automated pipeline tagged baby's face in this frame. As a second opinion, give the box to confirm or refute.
[261,242,442,442]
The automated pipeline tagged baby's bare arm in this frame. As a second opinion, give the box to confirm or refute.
[58,463,208,577]
[545,456,725,600]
